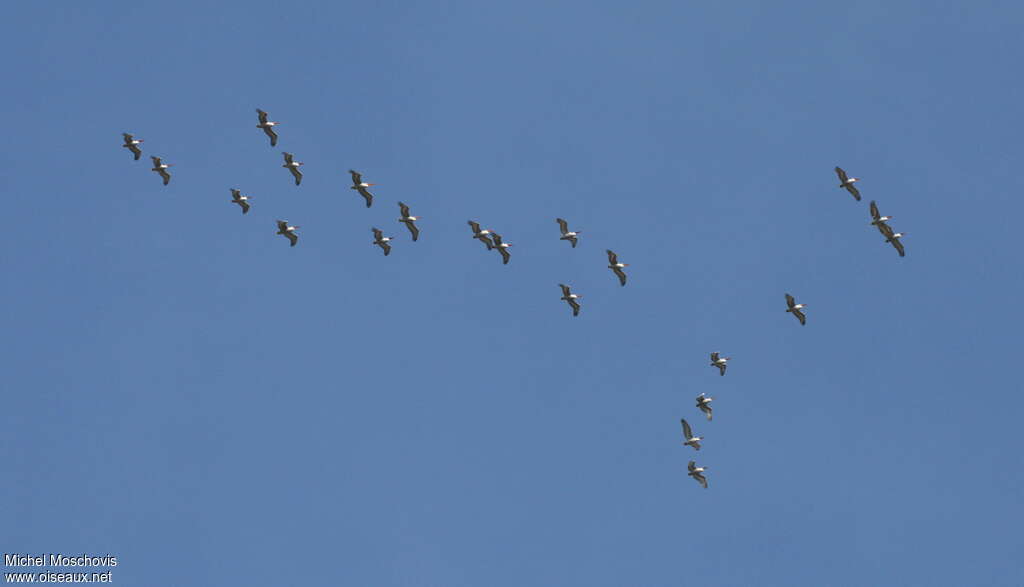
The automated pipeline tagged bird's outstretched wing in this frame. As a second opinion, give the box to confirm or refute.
[403,220,419,241]
[568,299,580,316]
[556,218,569,234]
[498,246,510,265]
[835,166,848,183]
[793,308,806,325]
[357,186,373,207]
[870,200,880,221]
[891,237,905,257]
[681,419,693,439]
[785,293,796,309]
[263,126,278,146]
[257,109,269,124]
[845,183,861,201]
[399,202,411,218]
[613,267,627,286]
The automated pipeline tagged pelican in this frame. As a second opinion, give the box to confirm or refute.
[834,166,861,201]
[282,152,303,185]
[687,461,708,489]
[696,393,713,421]
[150,156,172,185]
[397,202,420,241]
[255,109,280,146]
[230,188,251,214]
[349,170,375,207]
[556,218,580,248]
[680,418,703,451]
[880,224,906,257]
[709,352,730,376]
[606,250,628,286]
[869,200,893,232]
[122,133,143,160]
[276,220,299,247]
[372,227,393,256]
[468,220,494,250]
[491,231,512,265]
[785,293,807,325]
[559,284,582,317]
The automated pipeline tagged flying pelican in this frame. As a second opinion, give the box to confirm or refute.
[122,133,143,160]
[150,156,172,185]
[709,352,730,376]
[834,166,861,201]
[687,461,708,489]
[276,220,299,247]
[696,393,713,421]
[349,170,375,207]
[879,224,906,257]
[255,109,280,146]
[282,152,303,185]
[606,250,628,286]
[468,221,494,250]
[491,231,512,265]
[397,202,420,241]
[680,418,703,451]
[372,227,393,256]
[785,293,807,325]
[556,218,580,248]
[559,284,582,317]
[230,188,251,214]
[869,200,893,233]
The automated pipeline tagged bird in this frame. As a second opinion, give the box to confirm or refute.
[468,221,494,250]
[556,218,580,248]
[122,133,143,160]
[687,461,708,489]
[680,418,703,451]
[606,250,628,286]
[879,224,906,257]
[282,152,303,185]
[695,393,713,421]
[709,352,730,376]
[491,231,512,264]
[869,200,893,233]
[785,293,807,325]
[372,227,393,256]
[834,166,861,201]
[349,170,375,207]
[276,220,299,247]
[230,188,251,214]
[559,284,582,317]
[150,156,172,185]
[397,202,420,241]
[255,109,280,146]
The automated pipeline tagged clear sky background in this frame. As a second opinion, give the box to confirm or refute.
[2,2,1023,585]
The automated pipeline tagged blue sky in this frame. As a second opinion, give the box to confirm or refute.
[2,2,1023,585]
